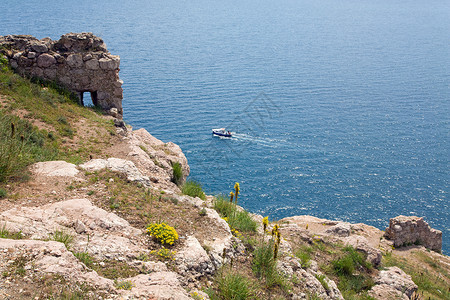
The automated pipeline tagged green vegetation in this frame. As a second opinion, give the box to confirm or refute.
[171,162,183,185]
[383,251,450,300]
[252,239,279,287]
[315,274,329,291]
[49,230,74,250]
[214,195,257,233]
[329,246,374,297]
[295,245,312,268]
[114,280,133,290]
[0,188,6,198]
[0,223,22,239]
[74,252,95,269]
[182,179,206,200]
[0,55,117,178]
[208,269,254,300]
[0,112,59,182]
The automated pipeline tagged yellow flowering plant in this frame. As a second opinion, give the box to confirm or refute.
[262,216,269,232]
[146,222,179,245]
[234,182,240,203]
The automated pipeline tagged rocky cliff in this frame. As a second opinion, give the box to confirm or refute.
[0,35,448,300]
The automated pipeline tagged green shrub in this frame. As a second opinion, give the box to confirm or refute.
[295,246,312,268]
[181,180,206,200]
[0,188,6,198]
[315,274,329,291]
[171,162,183,185]
[146,222,179,245]
[252,239,284,288]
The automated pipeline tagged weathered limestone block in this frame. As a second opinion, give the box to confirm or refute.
[31,42,48,53]
[79,158,151,187]
[36,53,56,68]
[384,216,442,252]
[85,58,99,70]
[99,57,117,70]
[66,53,83,68]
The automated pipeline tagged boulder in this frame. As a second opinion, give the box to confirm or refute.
[31,160,79,177]
[79,158,151,187]
[369,267,417,300]
[323,223,351,237]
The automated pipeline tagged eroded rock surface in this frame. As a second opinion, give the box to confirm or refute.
[0,198,144,260]
[79,157,151,187]
[31,161,80,177]
[369,267,418,300]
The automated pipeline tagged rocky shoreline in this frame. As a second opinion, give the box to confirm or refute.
[0,33,448,300]
[0,124,446,300]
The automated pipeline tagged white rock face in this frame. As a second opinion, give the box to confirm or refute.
[31,161,79,177]
[79,157,151,187]
[176,235,214,276]
[0,198,143,260]
[0,239,115,291]
[324,223,351,237]
[369,267,418,300]
[126,128,190,188]
[121,273,191,300]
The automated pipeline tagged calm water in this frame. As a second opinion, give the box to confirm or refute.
[2,0,449,253]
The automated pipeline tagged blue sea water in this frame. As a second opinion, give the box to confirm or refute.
[1,0,449,253]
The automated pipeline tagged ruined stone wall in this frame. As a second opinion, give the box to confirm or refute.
[384,215,442,252]
[0,33,123,117]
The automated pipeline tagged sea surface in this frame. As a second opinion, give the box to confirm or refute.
[1,0,449,253]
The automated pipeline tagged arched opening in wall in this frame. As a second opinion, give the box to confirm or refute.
[80,91,98,108]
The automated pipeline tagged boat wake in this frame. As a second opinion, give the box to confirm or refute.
[231,133,286,148]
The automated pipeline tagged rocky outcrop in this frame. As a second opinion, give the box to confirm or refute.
[384,216,442,252]
[79,157,151,187]
[369,267,417,300]
[0,239,191,299]
[126,128,190,186]
[0,198,144,260]
[0,33,123,116]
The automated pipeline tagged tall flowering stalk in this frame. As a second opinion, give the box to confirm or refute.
[262,216,269,233]
[234,182,240,205]
[229,191,234,203]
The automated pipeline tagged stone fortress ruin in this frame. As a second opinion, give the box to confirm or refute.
[0,32,123,117]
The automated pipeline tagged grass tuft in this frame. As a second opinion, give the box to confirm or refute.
[171,162,183,185]
[214,196,257,233]
[182,180,206,200]
[49,230,74,250]
[209,269,254,300]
